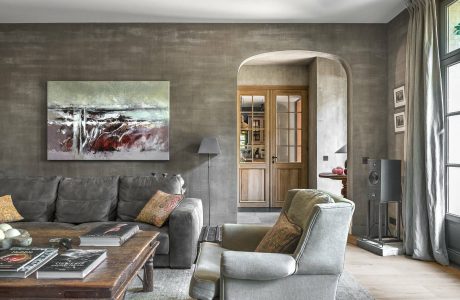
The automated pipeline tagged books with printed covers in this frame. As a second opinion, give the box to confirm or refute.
[79,223,139,246]
[0,248,58,278]
[36,249,107,279]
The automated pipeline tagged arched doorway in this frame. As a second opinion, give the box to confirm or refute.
[236,50,352,217]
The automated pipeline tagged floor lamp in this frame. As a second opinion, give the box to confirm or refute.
[198,137,221,226]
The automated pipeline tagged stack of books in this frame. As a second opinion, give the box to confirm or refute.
[0,247,58,278]
[36,249,107,279]
[79,223,139,246]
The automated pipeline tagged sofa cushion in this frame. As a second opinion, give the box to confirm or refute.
[255,212,302,254]
[0,176,61,221]
[118,175,185,221]
[136,190,184,227]
[287,189,333,229]
[190,242,224,300]
[74,221,169,255]
[56,177,119,223]
[0,195,24,223]
[13,222,76,231]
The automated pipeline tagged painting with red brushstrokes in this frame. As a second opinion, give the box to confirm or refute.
[47,81,169,160]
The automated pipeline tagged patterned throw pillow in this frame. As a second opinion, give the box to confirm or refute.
[255,212,302,254]
[135,190,184,227]
[0,195,24,222]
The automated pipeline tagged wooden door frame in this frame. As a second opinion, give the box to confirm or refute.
[237,86,308,208]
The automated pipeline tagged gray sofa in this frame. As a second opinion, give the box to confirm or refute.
[0,174,203,269]
[189,189,354,300]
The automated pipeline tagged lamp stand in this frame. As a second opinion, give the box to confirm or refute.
[207,153,211,226]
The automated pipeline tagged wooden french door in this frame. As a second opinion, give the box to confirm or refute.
[270,90,307,207]
[238,87,307,208]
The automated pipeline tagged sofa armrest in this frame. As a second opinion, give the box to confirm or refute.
[221,251,296,280]
[169,198,203,268]
[221,224,271,251]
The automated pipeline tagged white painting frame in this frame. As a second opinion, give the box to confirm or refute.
[394,112,406,133]
[393,85,406,108]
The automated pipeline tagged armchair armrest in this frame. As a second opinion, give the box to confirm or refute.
[169,198,203,268]
[221,224,272,251]
[221,251,296,280]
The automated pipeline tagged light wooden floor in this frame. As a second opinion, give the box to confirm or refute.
[345,243,460,300]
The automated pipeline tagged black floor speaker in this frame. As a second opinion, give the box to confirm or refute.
[367,159,402,203]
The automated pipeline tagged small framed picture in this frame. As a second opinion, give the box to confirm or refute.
[393,86,406,108]
[394,112,406,133]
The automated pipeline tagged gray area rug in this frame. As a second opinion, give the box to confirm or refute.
[125,268,374,300]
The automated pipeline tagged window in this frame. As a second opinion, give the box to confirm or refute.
[441,0,460,216]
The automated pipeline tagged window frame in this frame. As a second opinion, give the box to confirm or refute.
[441,0,460,219]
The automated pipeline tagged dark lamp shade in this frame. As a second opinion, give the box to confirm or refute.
[335,144,347,154]
[198,137,221,154]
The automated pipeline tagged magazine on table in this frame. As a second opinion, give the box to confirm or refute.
[79,223,139,246]
[36,249,107,279]
[0,247,58,278]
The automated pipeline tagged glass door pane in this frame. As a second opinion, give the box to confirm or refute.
[275,95,302,163]
[448,0,460,53]
[239,94,266,163]
[448,116,460,164]
[448,167,460,215]
[447,62,460,113]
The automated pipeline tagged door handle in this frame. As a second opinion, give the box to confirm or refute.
[272,156,278,163]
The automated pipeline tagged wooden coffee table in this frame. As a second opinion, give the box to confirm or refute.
[0,228,159,299]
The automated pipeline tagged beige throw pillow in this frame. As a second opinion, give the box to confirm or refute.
[0,195,24,223]
[135,190,183,227]
[287,190,333,229]
[255,212,302,254]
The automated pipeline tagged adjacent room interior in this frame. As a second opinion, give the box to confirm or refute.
[0,0,459,299]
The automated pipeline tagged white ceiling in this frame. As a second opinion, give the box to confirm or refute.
[0,0,405,23]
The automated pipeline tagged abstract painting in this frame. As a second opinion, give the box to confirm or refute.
[47,81,169,160]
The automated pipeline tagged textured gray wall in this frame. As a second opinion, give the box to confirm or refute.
[386,11,408,234]
[387,11,408,161]
[313,58,347,195]
[237,65,309,86]
[0,23,388,231]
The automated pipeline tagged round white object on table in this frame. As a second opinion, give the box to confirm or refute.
[0,224,12,232]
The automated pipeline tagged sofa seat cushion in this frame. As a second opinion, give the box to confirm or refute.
[0,176,61,222]
[12,222,76,231]
[74,221,169,255]
[117,175,185,221]
[56,177,119,223]
[190,242,225,300]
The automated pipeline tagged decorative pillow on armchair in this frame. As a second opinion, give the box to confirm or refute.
[255,212,302,254]
[0,195,24,222]
[135,190,184,227]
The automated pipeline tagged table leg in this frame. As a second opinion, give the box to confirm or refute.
[143,255,154,292]
[341,178,347,198]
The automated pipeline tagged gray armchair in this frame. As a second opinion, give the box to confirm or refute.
[189,189,354,300]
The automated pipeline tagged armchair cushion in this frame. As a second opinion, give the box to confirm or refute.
[221,250,296,280]
[287,189,333,228]
[255,213,301,253]
[221,224,271,251]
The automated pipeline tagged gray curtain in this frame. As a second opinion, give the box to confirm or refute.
[403,0,449,265]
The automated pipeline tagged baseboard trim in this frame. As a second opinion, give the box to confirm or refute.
[448,248,460,265]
